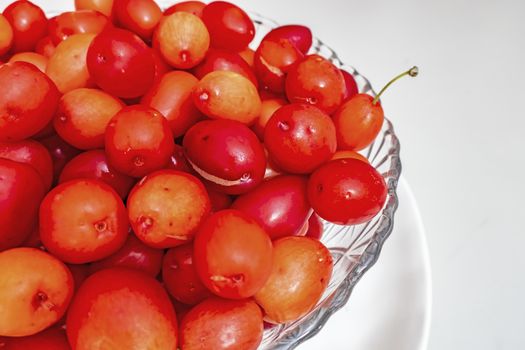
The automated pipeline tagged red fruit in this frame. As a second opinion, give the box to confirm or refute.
[205,185,232,212]
[305,214,323,240]
[202,1,255,51]
[252,98,286,140]
[180,298,263,350]
[193,48,258,87]
[127,170,211,249]
[0,326,70,350]
[331,150,369,163]
[0,139,53,189]
[232,175,311,240]
[239,48,254,67]
[114,0,162,41]
[39,179,129,264]
[341,69,359,101]
[39,133,82,184]
[59,150,135,199]
[0,159,45,251]
[285,54,346,114]
[141,70,203,138]
[90,233,164,277]
[307,158,387,225]
[47,10,111,45]
[254,37,303,93]
[0,248,74,337]
[165,1,205,17]
[333,94,384,151]
[0,62,60,142]
[0,14,13,57]
[262,25,313,54]
[105,105,175,178]
[87,28,156,98]
[166,144,192,173]
[8,52,47,72]
[66,268,178,350]
[254,236,333,324]
[2,0,47,53]
[163,244,212,305]
[75,0,114,18]
[194,209,273,299]
[264,103,337,174]
[183,119,266,195]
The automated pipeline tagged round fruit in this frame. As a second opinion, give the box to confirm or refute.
[180,298,263,350]
[262,25,313,54]
[164,1,205,17]
[0,248,73,337]
[194,209,273,299]
[307,158,388,225]
[39,133,81,183]
[0,14,14,56]
[75,0,114,17]
[114,0,162,41]
[254,236,333,324]
[39,179,129,264]
[8,52,47,72]
[66,268,178,350]
[127,170,211,248]
[2,0,47,53]
[48,10,111,45]
[0,326,70,350]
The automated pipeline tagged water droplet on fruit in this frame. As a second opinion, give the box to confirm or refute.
[58,114,67,123]
[199,91,210,102]
[277,121,290,131]
[133,155,145,167]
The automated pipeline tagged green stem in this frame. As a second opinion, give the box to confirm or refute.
[372,66,419,105]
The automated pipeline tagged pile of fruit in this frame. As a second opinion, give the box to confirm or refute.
[0,0,415,348]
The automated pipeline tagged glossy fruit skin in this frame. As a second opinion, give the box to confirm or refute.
[166,143,192,173]
[39,179,129,264]
[180,297,263,350]
[141,70,202,138]
[202,1,255,51]
[0,14,14,56]
[254,236,333,324]
[59,150,135,199]
[87,28,156,98]
[232,175,311,240]
[193,71,261,125]
[0,139,53,190]
[0,159,46,251]
[331,150,369,163]
[127,170,211,249]
[0,248,74,337]
[0,326,71,350]
[47,10,111,45]
[193,209,273,299]
[8,51,47,72]
[39,133,81,184]
[238,47,254,67]
[162,243,212,305]
[252,98,286,140]
[262,25,313,54]
[254,37,303,93]
[0,62,60,142]
[114,0,162,41]
[66,268,178,350]
[35,36,56,57]
[183,119,266,195]
[105,105,175,178]
[46,33,96,94]
[305,213,323,240]
[333,94,384,151]
[90,233,164,276]
[264,103,337,174]
[2,0,47,53]
[307,158,387,225]
[54,88,124,150]
[285,54,346,114]
[192,48,258,87]
[205,185,232,212]
[164,1,205,17]
[341,69,359,101]
[154,12,210,69]
[75,0,114,18]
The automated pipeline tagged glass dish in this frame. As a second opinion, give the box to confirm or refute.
[44,3,402,348]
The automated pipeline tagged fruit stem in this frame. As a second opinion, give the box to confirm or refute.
[372,66,419,105]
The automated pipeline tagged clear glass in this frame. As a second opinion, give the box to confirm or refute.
[44,3,401,348]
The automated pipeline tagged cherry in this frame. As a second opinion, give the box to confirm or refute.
[2,0,47,53]
[47,10,111,45]
[39,133,82,184]
[305,213,324,240]
[113,0,163,41]
[194,210,273,300]
[307,158,388,225]
[35,36,56,58]
[232,175,311,240]
[332,150,369,163]
[165,144,193,173]
[334,66,419,151]
[183,119,266,195]
[75,0,115,18]
[8,51,47,72]
[264,103,337,174]
[0,325,70,350]
[165,1,205,17]
[0,14,13,56]
[341,68,359,101]
[252,98,286,140]
[285,54,346,114]
[262,25,313,54]
[201,1,255,51]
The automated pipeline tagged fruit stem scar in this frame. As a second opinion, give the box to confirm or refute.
[372,66,419,105]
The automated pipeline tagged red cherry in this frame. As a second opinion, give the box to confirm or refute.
[305,214,324,240]
[341,68,359,101]
[262,24,313,54]
[48,10,111,45]
[39,133,82,184]
[113,0,163,41]
[164,1,206,18]
[2,0,47,53]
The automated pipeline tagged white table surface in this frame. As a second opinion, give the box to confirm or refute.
[2,0,525,349]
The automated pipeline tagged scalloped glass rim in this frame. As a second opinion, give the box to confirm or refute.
[247,13,402,350]
[43,3,402,349]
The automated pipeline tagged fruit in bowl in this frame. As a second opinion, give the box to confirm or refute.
[0,0,415,348]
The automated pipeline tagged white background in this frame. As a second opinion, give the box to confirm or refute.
[2,0,525,349]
